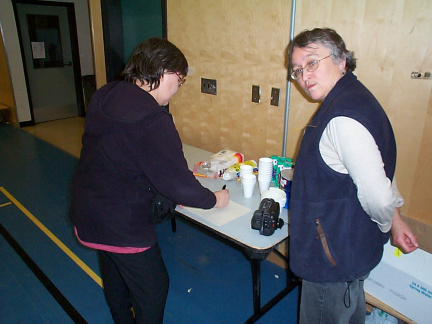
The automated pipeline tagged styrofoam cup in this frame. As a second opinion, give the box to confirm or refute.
[258,178,271,193]
[241,174,256,198]
[240,164,253,173]
[258,158,273,180]
[259,157,273,165]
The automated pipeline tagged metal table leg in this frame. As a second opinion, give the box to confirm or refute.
[251,259,261,315]
[245,247,300,323]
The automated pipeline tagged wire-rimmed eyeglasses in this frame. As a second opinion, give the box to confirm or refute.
[176,73,186,87]
[290,54,333,80]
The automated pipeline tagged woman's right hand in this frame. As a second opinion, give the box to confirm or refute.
[214,189,230,208]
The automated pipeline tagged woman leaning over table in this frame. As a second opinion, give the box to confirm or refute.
[69,38,229,324]
[287,28,418,324]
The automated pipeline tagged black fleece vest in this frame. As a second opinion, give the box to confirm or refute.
[289,72,396,283]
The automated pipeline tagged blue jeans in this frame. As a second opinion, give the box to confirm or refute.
[299,274,368,324]
[98,244,169,324]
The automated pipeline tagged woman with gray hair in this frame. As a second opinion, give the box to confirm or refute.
[287,28,418,323]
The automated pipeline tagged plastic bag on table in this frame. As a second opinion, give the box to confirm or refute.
[193,149,244,178]
[222,160,258,180]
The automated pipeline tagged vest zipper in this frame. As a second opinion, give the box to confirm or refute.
[315,218,337,266]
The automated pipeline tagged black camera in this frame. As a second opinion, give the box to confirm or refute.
[251,198,284,236]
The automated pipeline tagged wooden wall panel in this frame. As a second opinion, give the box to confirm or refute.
[168,0,291,160]
[167,0,432,236]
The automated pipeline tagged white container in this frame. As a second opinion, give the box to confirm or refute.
[260,188,286,213]
[364,241,432,324]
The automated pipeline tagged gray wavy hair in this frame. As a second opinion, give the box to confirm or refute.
[288,28,356,72]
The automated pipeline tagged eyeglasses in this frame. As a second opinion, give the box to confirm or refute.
[290,54,333,80]
[176,73,186,87]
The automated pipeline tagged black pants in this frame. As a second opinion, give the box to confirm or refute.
[98,244,169,324]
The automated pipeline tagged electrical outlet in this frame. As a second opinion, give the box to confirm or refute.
[270,88,280,106]
[252,85,261,103]
[411,71,431,79]
[411,72,422,79]
[201,78,217,95]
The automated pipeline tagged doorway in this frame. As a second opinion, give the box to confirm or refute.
[13,0,84,124]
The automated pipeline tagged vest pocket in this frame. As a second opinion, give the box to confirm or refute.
[315,218,337,266]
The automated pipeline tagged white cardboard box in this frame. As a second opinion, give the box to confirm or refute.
[364,241,432,324]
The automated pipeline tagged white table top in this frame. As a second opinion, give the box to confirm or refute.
[176,144,289,252]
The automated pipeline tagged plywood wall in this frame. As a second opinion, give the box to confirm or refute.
[167,0,432,236]
[167,0,292,159]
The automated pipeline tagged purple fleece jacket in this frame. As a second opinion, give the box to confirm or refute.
[70,81,216,248]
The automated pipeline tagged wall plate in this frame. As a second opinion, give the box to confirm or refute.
[201,78,217,95]
[411,71,431,79]
[252,85,261,103]
[270,88,280,106]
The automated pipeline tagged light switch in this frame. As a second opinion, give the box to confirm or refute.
[270,88,280,106]
[252,85,261,103]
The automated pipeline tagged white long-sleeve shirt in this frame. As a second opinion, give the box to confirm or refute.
[319,116,403,233]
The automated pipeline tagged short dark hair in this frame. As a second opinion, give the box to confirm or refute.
[288,28,356,72]
[120,38,188,90]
